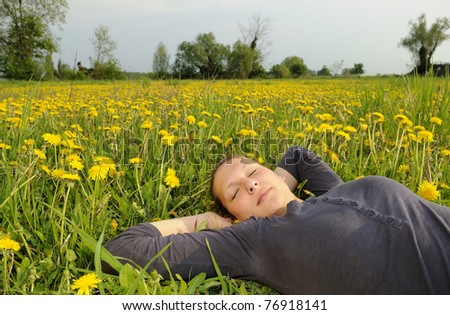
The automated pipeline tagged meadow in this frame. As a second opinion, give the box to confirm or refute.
[1,76,449,294]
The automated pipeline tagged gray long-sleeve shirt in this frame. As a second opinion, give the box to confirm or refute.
[103,146,450,294]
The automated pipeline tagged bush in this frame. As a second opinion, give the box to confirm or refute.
[92,59,125,80]
[269,64,290,78]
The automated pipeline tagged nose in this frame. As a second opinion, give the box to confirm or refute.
[245,178,258,193]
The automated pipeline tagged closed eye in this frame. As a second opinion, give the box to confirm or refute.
[232,169,257,200]
[232,188,239,200]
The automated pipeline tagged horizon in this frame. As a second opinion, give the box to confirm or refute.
[52,0,450,76]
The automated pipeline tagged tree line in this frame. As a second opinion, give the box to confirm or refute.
[1,0,449,80]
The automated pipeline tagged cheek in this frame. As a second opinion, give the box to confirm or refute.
[228,199,253,220]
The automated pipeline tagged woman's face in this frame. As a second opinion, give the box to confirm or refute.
[212,157,295,221]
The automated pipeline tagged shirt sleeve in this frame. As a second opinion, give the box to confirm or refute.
[277,146,343,196]
[101,220,260,281]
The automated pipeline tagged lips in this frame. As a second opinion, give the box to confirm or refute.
[258,187,272,205]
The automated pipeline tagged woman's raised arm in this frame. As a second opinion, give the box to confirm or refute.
[275,146,343,196]
[150,212,232,236]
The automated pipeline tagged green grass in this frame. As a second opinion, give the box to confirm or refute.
[1,76,449,294]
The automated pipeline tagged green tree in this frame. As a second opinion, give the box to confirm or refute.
[399,13,450,75]
[281,56,308,77]
[173,32,229,79]
[152,41,170,79]
[56,59,77,79]
[173,41,198,79]
[91,25,117,66]
[269,64,290,78]
[239,14,271,77]
[227,40,256,79]
[89,25,123,79]
[0,0,68,79]
[317,65,332,76]
[350,63,364,75]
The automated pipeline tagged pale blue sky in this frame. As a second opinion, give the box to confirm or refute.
[53,0,450,75]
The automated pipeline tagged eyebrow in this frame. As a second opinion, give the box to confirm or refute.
[240,157,257,164]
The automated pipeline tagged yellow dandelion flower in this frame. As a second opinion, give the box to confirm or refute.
[197,121,208,128]
[237,129,257,137]
[224,137,233,147]
[64,130,78,139]
[111,219,118,231]
[359,123,369,132]
[109,126,122,134]
[364,139,372,147]
[70,124,83,132]
[417,130,434,143]
[316,113,334,122]
[0,143,12,150]
[394,114,413,128]
[430,117,442,125]
[417,180,440,201]
[24,139,35,147]
[95,158,116,177]
[213,113,222,119]
[6,117,21,127]
[140,121,153,130]
[277,126,288,135]
[68,160,84,170]
[66,154,82,162]
[164,168,180,188]
[51,169,66,178]
[201,110,212,117]
[336,130,351,141]
[61,173,81,181]
[396,164,409,175]
[394,114,408,122]
[317,123,334,133]
[305,124,314,132]
[0,234,21,251]
[88,165,110,181]
[70,273,101,295]
[343,126,357,133]
[169,110,181,118]
[408,132,417,142]
[371,112,385,123]
[186,115,196,124]
[330,152,340,164]
[170,123,179,130]
[161,134,179,146]
[211,135,222,144]
[94,156,114,164]
[42,133,62,146]
[158,129,169,137]
[40,165,51,174]
[441,149,450,157]
[297,105,314,114]
[129,157,144,164]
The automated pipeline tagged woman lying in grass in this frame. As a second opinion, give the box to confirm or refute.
[102,146,450,294]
